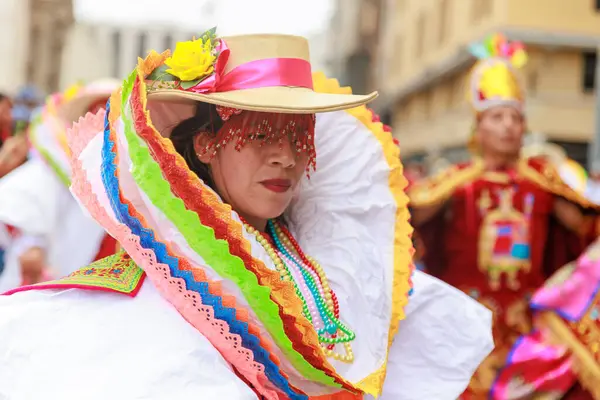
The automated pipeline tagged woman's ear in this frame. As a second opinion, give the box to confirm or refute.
[193,132,213,164]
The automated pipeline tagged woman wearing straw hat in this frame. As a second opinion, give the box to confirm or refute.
[0,79,119,292]
[409,34,600,399]
[0,31,492,399]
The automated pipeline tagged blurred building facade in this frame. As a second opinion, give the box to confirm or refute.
[59,23,197,88]
[330,0,600,164]
[327,0,385,104]
[0,0,74,95]
[60,24,331,89]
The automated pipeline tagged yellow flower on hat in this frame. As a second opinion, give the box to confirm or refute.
[164,37,216,82]
[63,82,83,101]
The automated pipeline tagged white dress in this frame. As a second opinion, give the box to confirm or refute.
[0,270,492,400]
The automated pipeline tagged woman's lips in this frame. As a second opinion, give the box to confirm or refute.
[260,179,292,193]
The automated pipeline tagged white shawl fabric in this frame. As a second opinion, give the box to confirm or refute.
[0,270,492,400]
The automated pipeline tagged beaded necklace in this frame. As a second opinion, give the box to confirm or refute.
[245,219,356,363]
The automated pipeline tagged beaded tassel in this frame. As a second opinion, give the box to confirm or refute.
[200,109,317,172]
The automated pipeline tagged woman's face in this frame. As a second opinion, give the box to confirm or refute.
[194,116,311,229]
[476,105,525,157]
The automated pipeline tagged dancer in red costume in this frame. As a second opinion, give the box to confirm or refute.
[409,34,599,399]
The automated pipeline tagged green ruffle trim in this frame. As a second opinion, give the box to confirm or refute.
[29,114,71,187]
[117,71,338,387]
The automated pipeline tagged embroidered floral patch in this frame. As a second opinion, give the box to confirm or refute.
[6,252,145,297]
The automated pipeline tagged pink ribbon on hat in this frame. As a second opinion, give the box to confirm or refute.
[185,39,314,94]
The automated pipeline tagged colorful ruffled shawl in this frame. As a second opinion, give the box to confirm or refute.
[28,95,72,186]
[66,51,413,399]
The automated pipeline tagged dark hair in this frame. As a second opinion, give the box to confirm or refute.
[169,103,224,192]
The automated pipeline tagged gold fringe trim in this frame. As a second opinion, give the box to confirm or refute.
[408,159,485,208]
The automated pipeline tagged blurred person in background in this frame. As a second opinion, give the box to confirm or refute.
[0,92,25,178]
[0,30,492,400]
[408,34,599,399]
[404,161,425,185]
[0,93,12,144]
[11,85,44,126]
[0,85,44,177]
[0,79,119,292]
[0,134,28,178]
[493,135,600,399]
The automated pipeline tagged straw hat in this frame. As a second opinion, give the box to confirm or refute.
[146,33,378,114]
[59,78,120,123]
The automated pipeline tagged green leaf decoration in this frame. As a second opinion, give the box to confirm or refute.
[180,78,203,89]
[200,26,218,47]
[147,64,178,81]
[206,26,217,38]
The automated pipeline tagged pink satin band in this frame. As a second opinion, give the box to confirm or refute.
[218,57,314,91]
[185,39,313,94]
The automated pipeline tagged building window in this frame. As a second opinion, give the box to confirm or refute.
[483,0,493,17]
[438,0,450,45]
[347,52,371,95]
[554,140,589,167]
[397,0,406,12]
[444,80,454,109]
[582,51,597,92]
[527,71,538,95]
[415,13,425,58]
[112,30,121,78]
[423,90,432,119]
[380,109,392,126]
[163,34,173,51]
[451,73,466,106]
[360,1,379,36]
[138,32,148,59]
[393,34,404,74]
[472,0,493,22]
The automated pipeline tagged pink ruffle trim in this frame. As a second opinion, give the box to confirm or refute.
[66,111,279,399]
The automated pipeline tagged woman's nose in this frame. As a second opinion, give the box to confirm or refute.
[267,138,296,168]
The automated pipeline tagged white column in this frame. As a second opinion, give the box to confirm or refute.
[59,23,113,88]
[119,27,137,78]
[0,0,30,93]
[147,29,165,54]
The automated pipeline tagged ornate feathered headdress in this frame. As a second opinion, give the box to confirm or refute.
[467,33,527,113]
